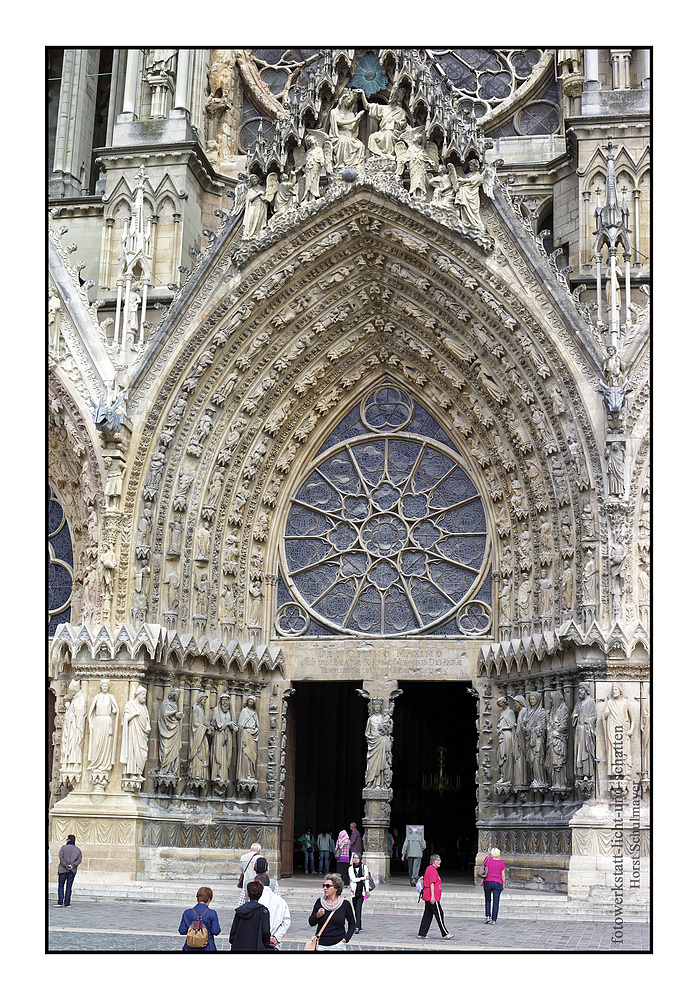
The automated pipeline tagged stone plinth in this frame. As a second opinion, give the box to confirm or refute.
[568,791,650,903]
[362,786,393,883]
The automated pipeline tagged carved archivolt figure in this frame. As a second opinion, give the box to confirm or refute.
[524,692,548,786]
[605,441,625,496]
[88,679,119,775]
[158,688,183,775]
[547,692,569,783]
[236,696,259,782]
[60,679,87,769]
[571,683,597,779]
[496,696,516,785]
[188,691,213,787]
[210,693,237,789]
[582,550,597,605]
[364,699,392,788]
[120,685,151,776]
[601,683,634,777]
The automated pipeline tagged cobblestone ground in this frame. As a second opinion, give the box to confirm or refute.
[48,898,650,953]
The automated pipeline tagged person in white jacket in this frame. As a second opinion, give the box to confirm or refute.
[348,852,371,933]
[256,875,291,950]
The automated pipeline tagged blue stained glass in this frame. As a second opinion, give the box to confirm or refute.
[48,560,73,611]
[407,402,458,449]
[294,477,343,511]
[52,523,74,567]
[371,483,400,510]
[436,536,486,567]
[294,561,340,597]
[287,505,334,537]
[286,537,333,572]
[49,484,74,635]
[353,442,385,481]
[317,452,361,494]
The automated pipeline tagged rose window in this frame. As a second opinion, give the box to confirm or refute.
[280,383,490,636]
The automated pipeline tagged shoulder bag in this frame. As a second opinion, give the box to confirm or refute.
[367,867,376,892]
[237,853,256,889]
[304,907,336,951]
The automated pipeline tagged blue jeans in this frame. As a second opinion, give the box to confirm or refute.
[483,881,502,921]
[58,871,75,906]
[318,850,330,871]
[303,849,316,873]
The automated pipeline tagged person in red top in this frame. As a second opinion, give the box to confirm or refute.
[481,847,506,924]
[417,854,454,940]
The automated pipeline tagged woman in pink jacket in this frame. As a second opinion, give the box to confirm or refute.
[481,847,506,924]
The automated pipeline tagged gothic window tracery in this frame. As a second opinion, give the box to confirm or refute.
[278,382,491,638]
[48,484,74,635]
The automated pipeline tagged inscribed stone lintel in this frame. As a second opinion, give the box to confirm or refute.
[285,643,477,681]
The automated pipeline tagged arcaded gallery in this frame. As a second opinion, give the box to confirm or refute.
[48,48,650,900]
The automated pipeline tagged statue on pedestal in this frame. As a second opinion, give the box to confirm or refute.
[157,688,183,777]
[495,695,516,787]
[60,679,87,786]
[87,679,118,787]
[236,696,259,787]
[210,693,237,793]
[523,692,548,788]
[601,683,634,777]
[547,691,569,788]
[188,691,213,792]
[571,683,597,781]
[120,686,151,782]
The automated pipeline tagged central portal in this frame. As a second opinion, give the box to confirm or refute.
[282,677,477,879]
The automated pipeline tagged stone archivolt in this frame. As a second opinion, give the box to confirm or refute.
[117,192,604,648]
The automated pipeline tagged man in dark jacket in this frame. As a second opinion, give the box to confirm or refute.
[56,835,82,907]
[229,879,273,951]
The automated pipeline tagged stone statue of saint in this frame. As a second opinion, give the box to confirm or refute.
[512,695,529,788]
[60,679,87,770]
[448,160,490,231]
[157,688,183,776]
[328,90,365,169]
[523,692,548,787]
[120,685,151,777]
[496,696,516,785]
[361,85,408,158]
[188,691,213,789]
[210,693,237,790]
[302,136,326,202]
[236,696,259,783]
[241,175,269,240]
[641,697,650,775]
[364,699,392,788]
[601,683,634,777]
[124,286,141,336]
[571,683,597,779]
[87,679,119,779]
[547,691,569,785]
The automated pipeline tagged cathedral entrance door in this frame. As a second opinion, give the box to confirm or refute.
[391,680,478,875]
[281,680,366,875]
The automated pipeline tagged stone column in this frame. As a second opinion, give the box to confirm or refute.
[50,48,101,198]
[584,49,600,88]
[119,48,141,122]
[357,683,402,883]
[171,49,191,119]
[610,49,632,90]
[641,49,651,89]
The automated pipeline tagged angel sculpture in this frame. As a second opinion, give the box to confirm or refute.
[394,128,436,200]
[241,173,276,239]
[447,159,495,232]
[270,171,299,217]
[301,133,332,202]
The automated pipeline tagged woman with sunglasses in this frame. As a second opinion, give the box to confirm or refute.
[308,872,356,951]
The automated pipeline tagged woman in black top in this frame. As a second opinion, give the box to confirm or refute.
[308,872,355,951]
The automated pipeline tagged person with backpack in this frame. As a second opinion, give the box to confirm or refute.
[298,828,317,873]
[317,828,335,872]
[238,856,282,905]
[417,854,454,940]
[179,886,222,951]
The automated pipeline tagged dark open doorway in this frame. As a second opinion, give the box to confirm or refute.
[283,681,366,873]
[391,681,477,874]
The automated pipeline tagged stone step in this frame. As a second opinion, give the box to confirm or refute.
[49,877,648,923]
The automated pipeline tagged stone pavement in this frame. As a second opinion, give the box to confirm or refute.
[48,874,650,953]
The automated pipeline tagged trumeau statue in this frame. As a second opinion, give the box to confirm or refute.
[157,688,183,776]
[601,684,634,777]
[363,698,392,789]
[121,685,151,778]
[236,696,259,784]
[88,679,119,785]
[571,683,597,780]
[60,679,87,780]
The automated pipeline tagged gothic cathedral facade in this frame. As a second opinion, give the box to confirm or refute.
[48,48,650,899]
